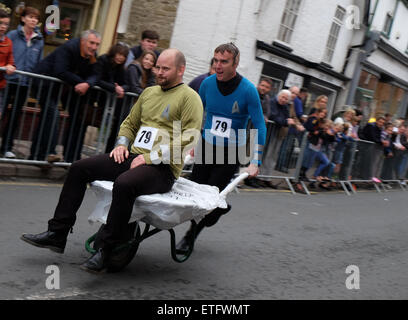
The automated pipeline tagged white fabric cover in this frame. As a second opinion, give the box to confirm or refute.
[88,177,228,230]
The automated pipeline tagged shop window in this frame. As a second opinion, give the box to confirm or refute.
[45,1,93,45]
[323,6,346,64]
[277,0,302,44]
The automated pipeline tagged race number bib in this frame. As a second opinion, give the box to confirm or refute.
[133,127,158,150]
[210,116,232,138]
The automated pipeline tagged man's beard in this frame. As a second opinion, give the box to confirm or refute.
[157,77,170,88]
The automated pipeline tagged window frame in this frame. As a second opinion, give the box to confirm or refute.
[277,0,302,44]
[323,6,346,64]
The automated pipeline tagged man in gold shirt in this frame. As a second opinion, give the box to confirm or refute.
[21,49,203,273]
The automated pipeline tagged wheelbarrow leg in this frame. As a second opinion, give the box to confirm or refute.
[170,220,197,263]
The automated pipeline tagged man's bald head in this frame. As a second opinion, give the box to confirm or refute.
[155,48,186,89]
[159,48,186,68]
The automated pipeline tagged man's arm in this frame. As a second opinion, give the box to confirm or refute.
[5,39,16,75]
[247,86,267,175]
[54,45,85,85]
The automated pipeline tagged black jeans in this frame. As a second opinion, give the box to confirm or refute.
[191,141,240,194]
[48,153,175,249]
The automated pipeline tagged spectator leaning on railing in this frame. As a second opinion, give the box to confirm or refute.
[360,116,386,182]
[30,29,101,163]
[248,89,293,189]
[94,42,130,153]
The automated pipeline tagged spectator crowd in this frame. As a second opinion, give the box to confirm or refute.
[0,6,407,192]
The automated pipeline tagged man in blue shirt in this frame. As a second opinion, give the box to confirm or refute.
[188,58,216,93]
[176,43,267,254]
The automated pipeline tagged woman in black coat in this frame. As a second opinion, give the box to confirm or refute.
[93,43,130,152]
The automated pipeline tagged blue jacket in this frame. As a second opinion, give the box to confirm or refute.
[6,25,44,85]
[34,38,98,87]
[189,72,211,93]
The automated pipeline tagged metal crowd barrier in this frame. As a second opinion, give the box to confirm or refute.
[0,68,138,167]
[338,138,408,195]
[248,120,309,194]
[251,119,408,196]
[1,69,407,196]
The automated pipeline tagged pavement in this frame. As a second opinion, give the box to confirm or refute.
[1,182,408,300]
[0,162,68,182]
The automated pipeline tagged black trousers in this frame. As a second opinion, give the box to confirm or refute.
[48,153,175,249]
[191,141,240,195]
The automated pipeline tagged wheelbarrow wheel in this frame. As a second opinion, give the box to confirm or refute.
[93,221,141,273]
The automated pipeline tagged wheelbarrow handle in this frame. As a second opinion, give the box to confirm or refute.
[220,172,249,197]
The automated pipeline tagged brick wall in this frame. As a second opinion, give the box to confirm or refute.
[116,0,180,50]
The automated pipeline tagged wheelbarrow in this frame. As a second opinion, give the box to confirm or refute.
[86,172,249,272]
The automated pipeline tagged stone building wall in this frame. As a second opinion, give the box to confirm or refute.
[116,0,180,50]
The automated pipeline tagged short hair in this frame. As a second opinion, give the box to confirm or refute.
[300,87,308,93]
[377,116,386,121]
[107,43,130,61]
[259,77,273,87]
[81,29,101,40]
[21,6,40,20]
[214,42,240,65]
[278,89,291,98]
[141,30,159,40]
[174,50,186,68]
[0,9,10,19]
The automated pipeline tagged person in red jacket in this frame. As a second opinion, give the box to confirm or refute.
[0,9,15,119]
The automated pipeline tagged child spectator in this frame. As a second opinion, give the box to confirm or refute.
[299,107,333,182]
[0,9,15,119]
[382,123,394,158]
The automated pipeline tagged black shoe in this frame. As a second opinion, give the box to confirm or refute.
[176,220,206,255]
[20,231,67,254]
[244,178,261,188]
[258,180,277,189]
[203,205,231,227]
[175,235,193,255]
[319,182,331,190]
[80,248,109,274]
